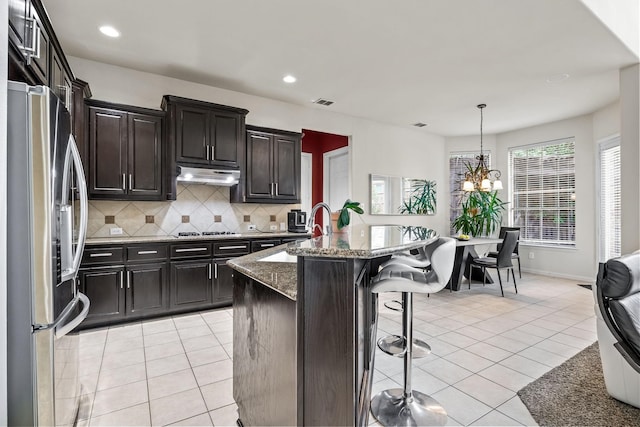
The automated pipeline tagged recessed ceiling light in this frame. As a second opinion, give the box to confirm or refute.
[546,73,570,83]
[412,122,428,128]
[99,25,120,38]
[283,75,297,83]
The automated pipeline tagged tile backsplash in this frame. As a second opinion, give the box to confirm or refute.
[86,184,300,238]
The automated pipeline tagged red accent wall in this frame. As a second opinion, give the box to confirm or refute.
[301,129,348,234]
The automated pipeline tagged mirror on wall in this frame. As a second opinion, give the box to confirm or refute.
[370,174,436,215]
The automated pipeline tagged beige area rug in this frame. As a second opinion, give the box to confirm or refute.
[517,342,640,427]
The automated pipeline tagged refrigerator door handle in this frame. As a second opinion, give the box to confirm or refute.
[55,292,90,338]
[60,135,88,283]
[33,291,90,337]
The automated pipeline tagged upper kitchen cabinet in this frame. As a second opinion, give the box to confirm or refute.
[71,79,92,169]
[162,95,249,200]
[241,126,301,203]
[87,100,165,201]
[8,0,74,108]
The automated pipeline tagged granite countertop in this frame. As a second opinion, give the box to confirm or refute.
[286,224,438,258]
[85,231,311,245]
[227,243,299,300]
[228,225,439,301]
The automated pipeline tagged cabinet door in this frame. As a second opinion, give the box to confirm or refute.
[27,6,49,85]
[210,112,241,168]
[170,260,212,311]
[213,258,234,304]
[126,263,168,317]
[79,267,125,326]
[128,113,163,198]
[273,134,300,201]
[88,107,128,197]
[175,105,209,165]
[246,131,274,199]
[49,48,65,103]
[9,0,29,55]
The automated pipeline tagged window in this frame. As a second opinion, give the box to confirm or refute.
[449,152,490,233]
[599,138,621,261]
[509,138,575,247]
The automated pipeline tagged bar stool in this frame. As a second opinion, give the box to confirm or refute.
[370,237,455,426]
[377,242,438,358]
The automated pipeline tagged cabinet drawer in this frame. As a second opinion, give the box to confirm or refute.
[82,247,124,265]
[214,240,250,257]
[170,243,213,259]
[127,244,168,262]
[251,239,281,252]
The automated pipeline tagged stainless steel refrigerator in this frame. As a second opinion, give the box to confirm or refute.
[7,82,90,426]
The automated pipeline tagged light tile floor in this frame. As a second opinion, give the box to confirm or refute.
[77,273,597,426]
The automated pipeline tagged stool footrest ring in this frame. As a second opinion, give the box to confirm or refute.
[377,335,431,358]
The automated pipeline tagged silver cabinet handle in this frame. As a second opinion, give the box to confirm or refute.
[270,183,274,196]
[90,252,113,257]
[274,182,279,196]
[127,271,131,289]
[122,174,126,191]
[175,247,208,253]
[129,174,132,191]
[214,263,218,279]
[22,18,39,57]
[208,263,212,280]
[211,146,215,161]
[120,271,123,289]
[137,250,158,255]
[260,244,275,248]
[206,145,210,161]
[218,245,247,250]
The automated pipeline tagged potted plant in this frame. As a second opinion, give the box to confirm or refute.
[331,199,364,231]
[451,190,507,237]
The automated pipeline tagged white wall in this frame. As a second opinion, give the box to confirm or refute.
[592,101,620,141]
[1,0,9,422]
[68,57,450,235]
[580,0,640,57]
[496,115,596,282]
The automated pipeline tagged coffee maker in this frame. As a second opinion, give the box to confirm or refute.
[287,209,307,232]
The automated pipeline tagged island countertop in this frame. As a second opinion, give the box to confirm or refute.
[227,225,438,300]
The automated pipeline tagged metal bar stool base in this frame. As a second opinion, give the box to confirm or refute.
[377,335,431,358]
[370,388,447,426]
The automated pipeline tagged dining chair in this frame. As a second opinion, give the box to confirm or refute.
[487,226,521,279]
[469,230,519,296]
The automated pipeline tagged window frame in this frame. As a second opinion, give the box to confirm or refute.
[597,135,621,261]
[508,137,576,248]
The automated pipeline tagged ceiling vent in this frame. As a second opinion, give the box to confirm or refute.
[313,98,334,106]
[412,122,428,128]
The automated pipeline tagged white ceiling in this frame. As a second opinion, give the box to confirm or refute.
[43,0,638,136]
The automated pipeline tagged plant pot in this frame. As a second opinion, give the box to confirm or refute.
[331,211,349,233]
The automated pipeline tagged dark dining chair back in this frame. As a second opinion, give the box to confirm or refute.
[496,230,519,268]
[488,226,521,279]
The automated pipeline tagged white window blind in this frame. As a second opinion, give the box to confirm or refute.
[449,152,490,234]
[599,140,621,261]
[509,138,575,247]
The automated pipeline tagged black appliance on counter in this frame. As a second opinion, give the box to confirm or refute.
[288,209,307,232]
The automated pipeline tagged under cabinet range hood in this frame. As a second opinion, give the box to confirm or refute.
[176,166,240,186]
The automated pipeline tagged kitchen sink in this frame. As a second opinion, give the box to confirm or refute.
[257,251,298,263]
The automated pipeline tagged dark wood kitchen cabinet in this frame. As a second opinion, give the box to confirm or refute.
[126,263,168,317]
[170,259,213,311]
[71,79,92,169]
[8,0,75,108]
[87,100,164,200]
[242,126,301,203]
[162,95,249,200]
[79,266,126,326]
[213,258,234,304]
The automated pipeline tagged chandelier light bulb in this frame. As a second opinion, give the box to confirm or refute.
[463,181,475,192]
[481,179,491,191]
[493,180,503,190]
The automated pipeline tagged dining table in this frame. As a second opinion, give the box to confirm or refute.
[447,236,504,291]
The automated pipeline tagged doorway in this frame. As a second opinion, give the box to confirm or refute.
[301,130,350,233]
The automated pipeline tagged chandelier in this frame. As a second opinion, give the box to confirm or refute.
[463,104,503,192]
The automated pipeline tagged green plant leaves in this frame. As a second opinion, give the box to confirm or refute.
[399,180,436,215]
[337,199,364,229]
[451,190,507,236]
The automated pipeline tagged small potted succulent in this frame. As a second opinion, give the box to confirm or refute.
[331,199,364,232]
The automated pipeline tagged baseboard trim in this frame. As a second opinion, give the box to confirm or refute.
[521,268,595,284]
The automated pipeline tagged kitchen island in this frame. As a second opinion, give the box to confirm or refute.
[228,225,438,426]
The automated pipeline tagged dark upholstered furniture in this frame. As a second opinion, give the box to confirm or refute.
[469,230,519,296]
[595,251,640,408]
[486,226,521,279]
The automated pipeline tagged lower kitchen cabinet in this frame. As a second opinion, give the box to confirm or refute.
[127,262,168,317]
[79,266,126,326]
[213,258,234,304]
[170,259,213,311]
